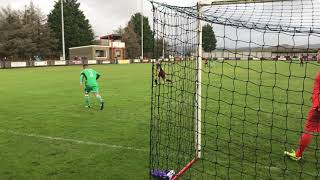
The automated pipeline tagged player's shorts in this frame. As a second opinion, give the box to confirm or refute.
[84,85,99,93]
[158,69,166,79]
[304,107,320,132]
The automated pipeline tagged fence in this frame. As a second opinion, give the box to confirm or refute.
[0,59,157,69]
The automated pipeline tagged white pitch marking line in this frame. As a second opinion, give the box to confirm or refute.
[0,129,148,152]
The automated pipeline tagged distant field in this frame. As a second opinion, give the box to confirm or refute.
[0,64,151,179]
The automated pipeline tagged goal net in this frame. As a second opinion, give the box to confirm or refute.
[150,0,320,179]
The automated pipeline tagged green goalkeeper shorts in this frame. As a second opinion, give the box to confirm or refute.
[84,85,99,93]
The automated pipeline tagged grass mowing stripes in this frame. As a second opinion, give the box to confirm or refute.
[0,64,151,179]
[1,61,319,179]
[151,60,320,180]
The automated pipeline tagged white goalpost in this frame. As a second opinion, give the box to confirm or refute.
[196,1,203,160]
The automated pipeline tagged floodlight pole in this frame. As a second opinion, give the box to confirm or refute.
[162,17,165,59]
[141,0,144,60]
[61,0,66,60]
[196,1,203,159]
[162,27,165,59]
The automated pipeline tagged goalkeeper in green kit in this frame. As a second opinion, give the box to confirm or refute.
[80,64,104,110]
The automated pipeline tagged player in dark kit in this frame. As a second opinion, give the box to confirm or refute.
[154,60,172,85]
[299,56,304,67]
[205,58,208,67]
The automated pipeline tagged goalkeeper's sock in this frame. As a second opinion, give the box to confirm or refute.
[85,94,90,107]
[96,94,104,104]
[296,133,313,157]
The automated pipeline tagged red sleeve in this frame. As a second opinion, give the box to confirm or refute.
[315,72,320,110]
[317,72,320,109]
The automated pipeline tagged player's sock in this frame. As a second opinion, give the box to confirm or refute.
[96,95,104,110]
[100,101,104,110]
[85,94,90,107]
[96,94,104,104]
[296,133,313,157]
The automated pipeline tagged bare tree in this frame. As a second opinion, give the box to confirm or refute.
[122,22,140,59]
[0,3,59,60]
[113,25,125,36]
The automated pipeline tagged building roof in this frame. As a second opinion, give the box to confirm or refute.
[100,34,122,40]
[69,45,110,50]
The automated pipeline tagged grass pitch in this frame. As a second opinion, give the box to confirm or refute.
[151,60,320,180]
[198,60,320,179]
[0,64,151,179]
[1,61,320,180]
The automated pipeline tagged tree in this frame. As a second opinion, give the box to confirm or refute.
[0,8,26,60]
[154,38,168,59]
[128,13,153,58]
[202,24,217,52]
[22,2,58,59]
[48,0,94,59]
[122,22,140,59]
[113,26,125,36]
[0,4,58,60]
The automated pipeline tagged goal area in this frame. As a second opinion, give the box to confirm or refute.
[150,0,320,179]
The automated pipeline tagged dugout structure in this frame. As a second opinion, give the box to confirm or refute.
[150,0,320,179]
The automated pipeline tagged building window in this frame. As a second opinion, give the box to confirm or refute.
[96,50,106,57]
[115,50,121,57]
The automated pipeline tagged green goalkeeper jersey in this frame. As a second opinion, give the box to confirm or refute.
[80,68,101,87]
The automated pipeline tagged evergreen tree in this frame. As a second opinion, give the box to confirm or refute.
[48,0,94,59]
[129,13,153,58]
[202,24,217,52]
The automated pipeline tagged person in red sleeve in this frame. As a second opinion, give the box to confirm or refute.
[285,71,320,160]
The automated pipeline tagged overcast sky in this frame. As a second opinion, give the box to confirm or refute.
[0,0,197,37]
[1,0,318,48]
